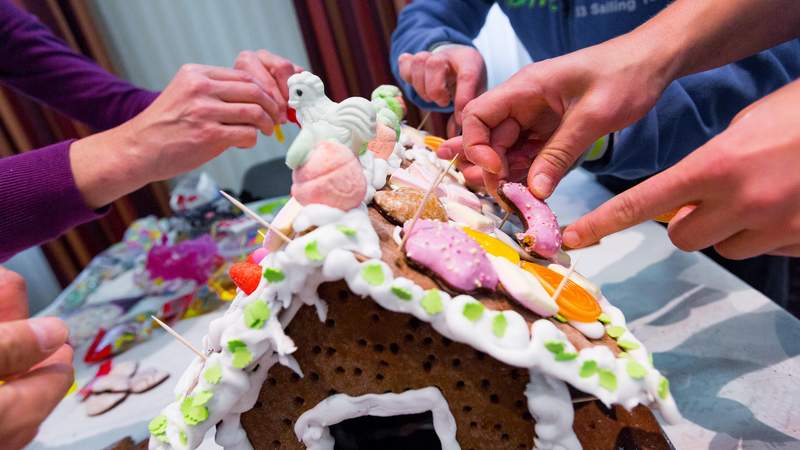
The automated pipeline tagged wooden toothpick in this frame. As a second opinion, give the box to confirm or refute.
[400,155,459,251]
[416,110,431,131]
[498,211,511,229]
[550,258,578,304]
[151,315,207,361]
[219,191,291,243]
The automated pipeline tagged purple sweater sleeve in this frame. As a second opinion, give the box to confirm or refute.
[0,0,158,129]
[0,141,106,262]
[0,1,159,262]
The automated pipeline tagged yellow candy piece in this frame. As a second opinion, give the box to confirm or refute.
[66,379,78,397]
[463,227,520,265]
[274,124,285,144]
[423,135,445,151]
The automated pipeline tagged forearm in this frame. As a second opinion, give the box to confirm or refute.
[0,142,107,262]
[625,0,800,81]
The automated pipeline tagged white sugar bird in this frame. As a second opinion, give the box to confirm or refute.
[285,72,375,169]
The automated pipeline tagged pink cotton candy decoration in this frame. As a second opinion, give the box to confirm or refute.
[367,122,396,160]
[403,220,498,292]
[291,140,367,210]
[499,182,562,259]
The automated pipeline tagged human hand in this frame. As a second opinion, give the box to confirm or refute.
[563,79,800,259]
[398,44,486,125]
[460,37,677,199]
[72,64,282,208]
[233,50,303,124]
[0,268,73,449]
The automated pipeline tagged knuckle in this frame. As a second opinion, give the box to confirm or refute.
[539,146,574,173]
[186,76,210,95]
[611,194,643,228]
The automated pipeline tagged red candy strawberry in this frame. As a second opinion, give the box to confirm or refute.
[229,261,261,295]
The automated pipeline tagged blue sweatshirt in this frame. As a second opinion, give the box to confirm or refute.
[391,0,800,179]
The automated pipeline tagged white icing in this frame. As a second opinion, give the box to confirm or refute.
[526,370,581,450]
[294,387,459,450]
[568,320,605,340]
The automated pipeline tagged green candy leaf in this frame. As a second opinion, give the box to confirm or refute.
[579,360,598,378]
[305,240,323,261]
[462,303,485,322]
[544,340,565,355]
[606,325,626,339]
[554,313,568,323]
[203,364,222,385]
[492,314,508,337]
[179,431,188,446]
[555,351,578,361]
[420,289,443,315]
[361,264,385,286]
[597,313,611,324]
[244,300,271,329]
[658,377,670,399]
[228,340,253,369]
[256,197,288,215]
[263,267,285,282]
[390,286,413,301]
[180,396,209,426]
[649,353,654,367]
[626,360,647,379]
[618,351,630,359]
[598,369,617,392]
[336,224,357,237]
[193,390,213,406]
[617,340,640,351]
[148,415,168,435]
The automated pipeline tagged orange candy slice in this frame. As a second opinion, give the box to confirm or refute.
[521,261,601,322]
[463,227,520,265]
[423,135,446,151]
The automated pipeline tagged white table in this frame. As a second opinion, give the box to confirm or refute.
[29,169,800,450]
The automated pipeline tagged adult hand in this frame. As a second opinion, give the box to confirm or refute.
[459,36,677,199]
[71,63,284,208]
[563,79,800,259]
[233,50,303,124]
[398,44,486,125]
[0,268,73,449]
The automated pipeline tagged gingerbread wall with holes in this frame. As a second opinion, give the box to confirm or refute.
[240,281,668,450]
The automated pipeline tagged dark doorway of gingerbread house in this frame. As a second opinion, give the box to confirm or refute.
[330,411,441,450]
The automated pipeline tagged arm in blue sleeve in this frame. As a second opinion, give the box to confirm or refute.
[390,0,494,112]
[583,40,800,179]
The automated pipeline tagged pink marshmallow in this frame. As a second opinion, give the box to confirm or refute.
[499,182,562,259]
[291,140,367,210]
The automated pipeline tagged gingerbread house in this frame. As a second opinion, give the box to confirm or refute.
[148,73,680,450]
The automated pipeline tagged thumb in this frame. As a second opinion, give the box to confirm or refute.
[527,107,602,199]
[0,317,69,379]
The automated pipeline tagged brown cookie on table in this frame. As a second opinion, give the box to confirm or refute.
[130,367,170,394]
[91,374,131,394]
[85,392,128,416]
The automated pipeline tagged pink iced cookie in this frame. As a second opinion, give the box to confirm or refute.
[367,122,397,160]
[403,220,498,292]
[292,140,367,210]
[498,182,562,260]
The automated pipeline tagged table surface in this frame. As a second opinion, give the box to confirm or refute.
[29,169,800,450]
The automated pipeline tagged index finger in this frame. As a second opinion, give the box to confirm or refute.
[562,164,700,248]
[0,268,28,321]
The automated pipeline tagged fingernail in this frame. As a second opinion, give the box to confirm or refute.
[532,173,553,198]
[562,230,580,248]
[29,317,68,352]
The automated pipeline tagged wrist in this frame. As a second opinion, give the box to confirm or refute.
[69,124,148,209]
